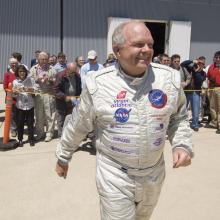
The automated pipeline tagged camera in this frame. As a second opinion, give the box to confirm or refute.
[193,63,198,69]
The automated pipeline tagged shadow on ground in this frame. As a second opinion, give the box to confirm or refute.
[77,140,96,155]
[0,138,18,151]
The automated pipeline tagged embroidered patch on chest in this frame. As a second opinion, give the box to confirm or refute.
[148,89,167,109]
[114,108,131,123]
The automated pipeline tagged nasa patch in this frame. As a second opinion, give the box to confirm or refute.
[148,89,167,109]
[114,108,131,123]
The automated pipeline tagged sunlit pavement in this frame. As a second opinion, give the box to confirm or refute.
[0,85,219,220]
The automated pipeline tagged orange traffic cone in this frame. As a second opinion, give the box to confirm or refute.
[3,83,13,144]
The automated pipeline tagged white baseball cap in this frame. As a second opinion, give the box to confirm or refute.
[87,50,97,59]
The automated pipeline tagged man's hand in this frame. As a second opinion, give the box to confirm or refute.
[55,162,69,179]
[172,148,191,168]
[65,96,73,102]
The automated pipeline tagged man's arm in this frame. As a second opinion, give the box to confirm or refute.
[167,85,194,168]
[55,85,96,177]
[53,74,66,100]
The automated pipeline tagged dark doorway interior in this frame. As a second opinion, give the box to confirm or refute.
[145,22,166,58]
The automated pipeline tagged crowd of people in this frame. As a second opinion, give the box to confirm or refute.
[3,40,220,148]
[2,20,219,219]
[153,51,220,133]
[3,50,117,146]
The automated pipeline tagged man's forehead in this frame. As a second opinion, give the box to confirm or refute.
[125,22,149,33]
[124,23,153,40]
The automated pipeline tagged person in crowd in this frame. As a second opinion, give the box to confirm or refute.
[55,21,193,220]
[80,50,104,88]
[54,52,67,74]
[181,57,206,131]
[207,51,220,133]
[31,50,41,67]
[158,53,170,66]
[54,63,81,138]
[75,56,85,69]
[75,56,85,76]
[3,57,19,137]
[170,54,192,89]
[152,56,160,63]
[12,65,36,147]
[29,51,56,142]
[7,52,28,72]
[48,55,57,66]
[103,53,117,67]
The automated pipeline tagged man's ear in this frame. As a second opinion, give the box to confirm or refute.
[113,45,120,57]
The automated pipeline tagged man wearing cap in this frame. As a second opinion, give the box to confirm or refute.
[80,50,103,88]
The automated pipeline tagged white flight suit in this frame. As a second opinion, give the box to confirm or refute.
[56,63,193,220]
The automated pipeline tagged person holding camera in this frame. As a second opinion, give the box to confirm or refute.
[181,57,206,131]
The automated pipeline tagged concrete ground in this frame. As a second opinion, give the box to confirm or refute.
[0,86,220,220]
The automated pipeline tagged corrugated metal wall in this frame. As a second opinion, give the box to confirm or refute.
[0,0,220,81]
[0,0,60,81]
[62,0,220,65]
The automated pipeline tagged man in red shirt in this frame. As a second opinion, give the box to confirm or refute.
[3,57,18,137]
[207,51,220,133]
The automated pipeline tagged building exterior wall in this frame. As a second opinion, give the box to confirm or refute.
[0,0,60,81]
[63,0,220,65]
[0,0,220,80]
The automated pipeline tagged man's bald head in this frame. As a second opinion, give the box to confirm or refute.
[67,63,78,76]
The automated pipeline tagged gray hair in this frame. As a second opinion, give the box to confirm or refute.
[9,57,18,64]
[112,22,128,47]
[38,51,49,58]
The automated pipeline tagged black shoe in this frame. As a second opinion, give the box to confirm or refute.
[18,141,23,147]
[205,124,215,129]
[216,129,220,134]
[193,128,199,132]
[29,141,35,147]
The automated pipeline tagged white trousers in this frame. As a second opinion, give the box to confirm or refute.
[96,153,165,220]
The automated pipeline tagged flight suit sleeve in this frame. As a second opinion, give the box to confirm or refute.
[167,76,194,158]
[55,85,96,164]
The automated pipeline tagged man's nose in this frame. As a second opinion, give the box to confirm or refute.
[141,44,152,52]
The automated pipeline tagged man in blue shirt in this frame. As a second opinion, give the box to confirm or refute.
[80,50,103,88]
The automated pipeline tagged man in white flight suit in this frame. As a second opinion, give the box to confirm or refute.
[55,21,193,220]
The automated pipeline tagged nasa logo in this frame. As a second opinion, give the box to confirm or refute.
[148,89,167,109]
[114,108,131,123]
[117,91,127,99]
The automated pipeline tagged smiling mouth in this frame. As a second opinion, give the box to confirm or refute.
[137,58,150,63]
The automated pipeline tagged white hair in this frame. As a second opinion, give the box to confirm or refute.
[112,22,128,48]
[9,57,18,64]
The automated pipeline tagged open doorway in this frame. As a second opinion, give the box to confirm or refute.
[145,21,166,58]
